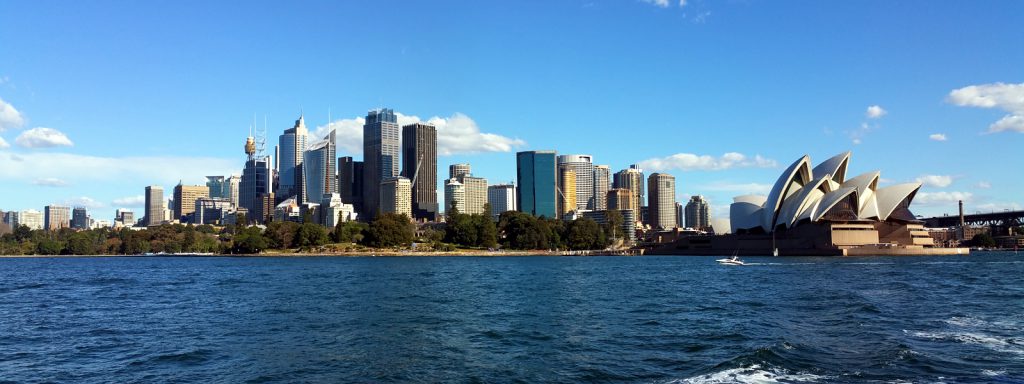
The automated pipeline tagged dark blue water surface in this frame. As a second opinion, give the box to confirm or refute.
[1,253,1022,383]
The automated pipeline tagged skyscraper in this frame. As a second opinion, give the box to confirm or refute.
[557,154,594,211]
[278,115,309,202]
[449,163,471,179]
[607,188,633,212]
[226,175,241,207]
[338,157,364,214]
[18,209,44,230]
[594,165,611,211]
[460,175,488,215]
[487,183,516,220]
[685,195,712,231]
[402,123,438,221]
[362,108,400,218]
[206,176,227,198]
[558,164,577,218]
[613,166,645,223]
[647,173,677,230]
[516,150,557,218]
[71,207,88,229]
[303,129,336,204]
[241,157,272,224]
[44,205,70,231]
[380,176,412,218]
[444,178,465,214]
[173,183,209,222]
[144,185,163,227]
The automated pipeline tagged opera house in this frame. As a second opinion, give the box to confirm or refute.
[654,152,968,256]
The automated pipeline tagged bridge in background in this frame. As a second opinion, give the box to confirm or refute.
[922,210,1024,228]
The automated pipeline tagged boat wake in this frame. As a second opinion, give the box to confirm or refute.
[670,364,825,383]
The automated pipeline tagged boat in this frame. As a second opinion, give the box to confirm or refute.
[716,255,746,266]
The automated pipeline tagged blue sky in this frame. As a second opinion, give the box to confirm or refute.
[1,0,1022,228]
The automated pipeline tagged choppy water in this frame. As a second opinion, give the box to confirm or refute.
[1,253,1022,383]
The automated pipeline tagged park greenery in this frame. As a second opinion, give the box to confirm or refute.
[0,208,630,255]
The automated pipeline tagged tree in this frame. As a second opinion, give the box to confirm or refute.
[266,221,301,249]
[498,211,550,250]
[233,227,269,254]
[36,238,63,255]
[364,213,414,248]
[474,213,497,248]
[14,225,32,242]
[445,212,477,246]
[604,210,624,242]
[565,218,606,250]
[66,232,98,255]
[334,221,368,243]
[971,232,996,248]
[295,222,329,248]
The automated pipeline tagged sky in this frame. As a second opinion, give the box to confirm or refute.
[1,0,1022,230]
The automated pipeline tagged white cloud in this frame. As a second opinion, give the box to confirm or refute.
[642,0,670,7]
[65,196,106,209]
[697,181,773,195]
[312,112,525,156]
[976,181,991,189]
[639,152,777,172]
[113,195,146,207]
[32,177,70,187]
[915,175,953,188]
[947,82,1024,133]
[847,122,876,145]
[0,152,238,187]
[679,0,687,6]
[928,133,947,141]
[0,136,8,149]
[915,191,972,206]
[15,127,73,148]
[0,97,25,132]
[866,105,887,119]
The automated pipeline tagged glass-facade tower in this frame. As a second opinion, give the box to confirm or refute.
[516,150,557,218]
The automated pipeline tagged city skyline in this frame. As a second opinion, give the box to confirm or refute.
[1,1,1022,230]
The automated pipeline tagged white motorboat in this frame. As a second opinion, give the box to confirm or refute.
[716,256,746,266]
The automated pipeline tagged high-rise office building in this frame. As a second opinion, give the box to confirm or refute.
[487,183,516,220]
[206,176,227,198]
[226,175,241,207]
[594,165,610,211]
[449,163,471,180]
[194,197,234,225]
[685,195,712,231]
[363,109,400,218]
[607,188,633,212]
[338,157,364,213]
[303,129,336,204]
[44,205,70,231]
[380,176,411,218]
[144,185,164,227]
[557,154,594,211]
[460,175,488,215]
[173,183,209,222]
[402,123,438,221]
[558,164,577,218]
[676,202,684,229]
[613,166,645,223]
[71,207,88,229]
[240,157,272,224]
[278,115,309,202]
[516,150,557,218]
[647,173,676,230]
[444,178,465,214]
[115,209,134,226]
[18,209,44,230]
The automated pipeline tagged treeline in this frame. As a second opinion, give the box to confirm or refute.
[0,210,626,255]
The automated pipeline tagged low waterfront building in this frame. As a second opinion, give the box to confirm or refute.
[657,152,965,256]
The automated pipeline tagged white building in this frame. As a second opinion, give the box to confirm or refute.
[380,177,412,218]
[557,154,595,211]
[444,178,466,214]
[322,193,357,227]
[488,183,517,220]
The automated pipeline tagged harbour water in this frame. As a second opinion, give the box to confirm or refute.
[1,253,1021,383]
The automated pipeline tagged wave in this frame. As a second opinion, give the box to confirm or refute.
[908,330,1024,356]
[670,364,826,384]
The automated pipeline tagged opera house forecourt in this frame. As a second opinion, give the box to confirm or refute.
[655,151,970,256]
